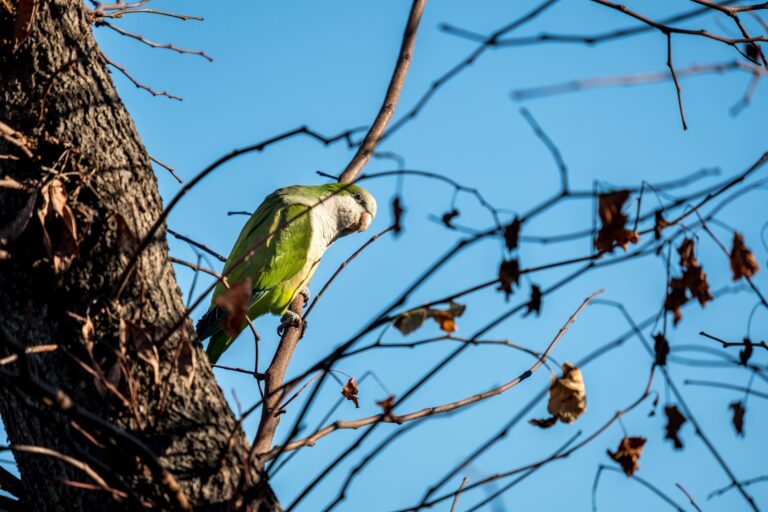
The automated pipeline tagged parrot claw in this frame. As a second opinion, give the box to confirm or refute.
[277,310,304,337]
[299,287,311,307]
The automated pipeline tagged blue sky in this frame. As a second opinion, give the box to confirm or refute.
[15,1,768,510]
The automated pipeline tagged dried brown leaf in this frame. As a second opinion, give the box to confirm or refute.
[677,238,697,268]
[682,265,713,307]
[729,400,745,436]
[664,277,688,326]
[430,302,465,333]
[653,333,670,366]
[547,362,587,424]
[524,284,542,317]
[393,307,428,336]
[213,277,252,337]
[37,179,79,273]
[595,191,639,252]
[608,436,646,476]
[341,377,359,408]
[663,405,686,449]
[528,416,557,429]
[739,337,753,366]
[730,231,759,281]
[497,258,520,299]
[13,0,36,47]
[503,217,521,251]
[653,210,670,240]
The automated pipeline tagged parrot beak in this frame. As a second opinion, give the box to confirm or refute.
[358,211,373,232]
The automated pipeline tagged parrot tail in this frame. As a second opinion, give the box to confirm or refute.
[196,306,224,341]
[206,331,234,364]
[196,307,234,363]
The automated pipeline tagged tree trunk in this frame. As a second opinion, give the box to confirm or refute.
[0,1,278,510]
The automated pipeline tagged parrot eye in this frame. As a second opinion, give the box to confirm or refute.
[353,193,363,203]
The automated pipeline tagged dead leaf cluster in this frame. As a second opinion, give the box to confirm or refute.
[664,238,713,325]
[594,191,639,252]
[393,302,466,336]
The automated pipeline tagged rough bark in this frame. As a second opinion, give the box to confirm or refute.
[0,1,278,510]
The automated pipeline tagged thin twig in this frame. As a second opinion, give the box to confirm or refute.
[339,0,427,183]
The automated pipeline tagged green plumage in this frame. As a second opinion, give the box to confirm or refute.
[197,184,375,363]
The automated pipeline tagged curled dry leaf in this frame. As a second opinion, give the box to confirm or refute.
[653,333,669,366]
[497,258,520,299]
[441,208,460,228]
[739,337,753,366]
[730,231,759,281]
[430,302,465,333]
[729,401,745,436]
[663,404,686,449]
[213,277,252,337]
[37,179,79,273]
[393,307,428,336]
[341,378,359,408]
[528,416,557,429]
[503,217,521,251]
[547,362,587,424]
[594,191,639,252]
[608,436,646,476]
[524,284,542,317]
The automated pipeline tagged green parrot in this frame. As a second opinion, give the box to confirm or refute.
[196,183,377,363]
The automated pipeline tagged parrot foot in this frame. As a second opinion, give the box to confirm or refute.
[299,286,311,307]
[277,310,305,337]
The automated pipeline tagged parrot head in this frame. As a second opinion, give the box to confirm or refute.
[319,183,377,237]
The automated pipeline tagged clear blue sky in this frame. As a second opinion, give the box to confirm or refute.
[16,1,768,510]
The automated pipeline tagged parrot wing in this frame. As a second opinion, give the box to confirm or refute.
[202,195,313,362]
